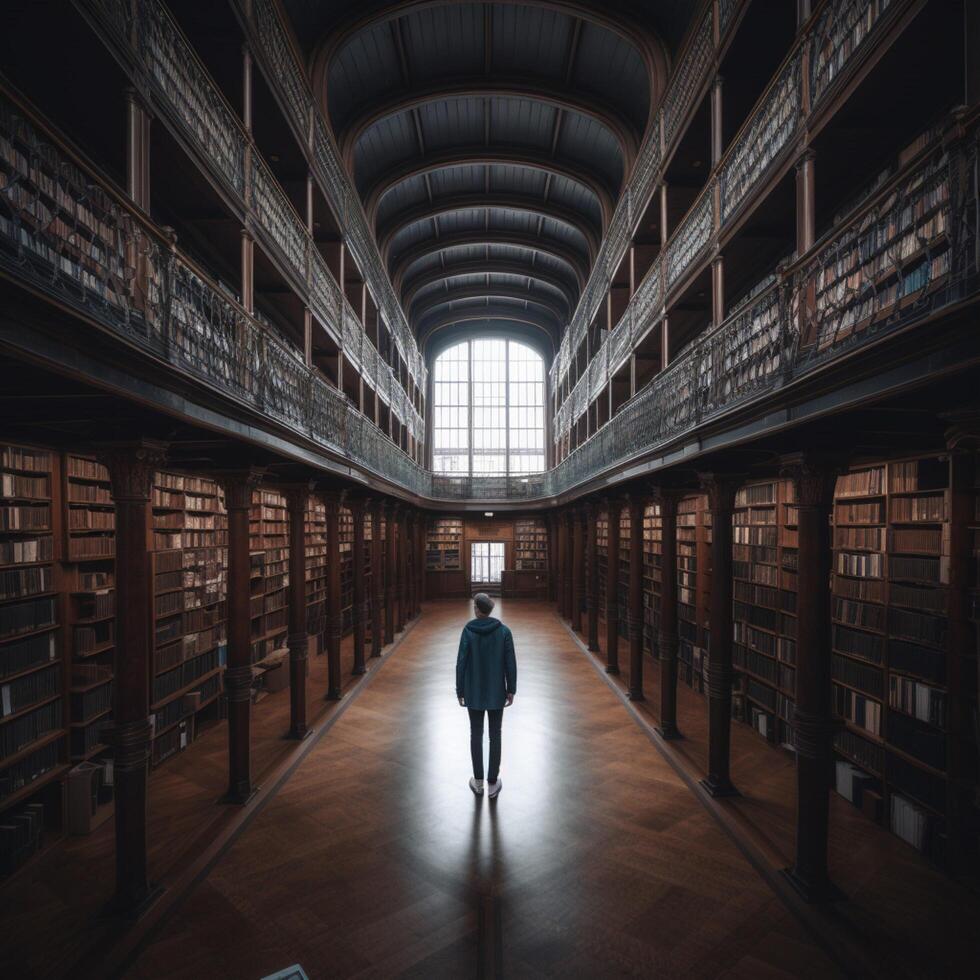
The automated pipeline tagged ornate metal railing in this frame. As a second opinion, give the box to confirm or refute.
[551,0,912,429]
[72,0,424,442]
[230,0,425,386]
[1,48,974,507]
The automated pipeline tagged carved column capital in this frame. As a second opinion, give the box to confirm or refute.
[346,495,366,518]
[648,486,680,518]
[281,480,315,513]
[698,472,742,513]
[218,467,266,510]
[94,439,168,502]
[321,488,348,515]
[778,453,843,509]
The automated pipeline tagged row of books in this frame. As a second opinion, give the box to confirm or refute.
[1,597,56,640]
[0,447,50,473]
[833,683,882,736]
[1,664,60,717]
[0,700,63,760]
[0,798,44,875]
[0,473,49,499]
[0,505,49,531]
[0,633,57,680]
[0,536,53,566]
[151,647,221,706]
[0,566,52,601]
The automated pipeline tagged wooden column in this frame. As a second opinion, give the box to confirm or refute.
[547,513,558,603]
[711,252,725,327]
[563,511,575,620]
[796,150,816,256]
[586,501,600,652]
[571,508,585,633]
[700,473,740,797]
[711,75,724,167]
[323,490,344,700]
[398,508,409,630]
[97,439,167,916]
[555,513,567,616]
[385,502,398,643]
[781,456,841,901]
[125,89,151,212]
[350,497,367,675]
[283,484,312,740]
[404,509,416,622]
[241,231,254,315]
[219,467,264,804]
[415,511,425,613]
[627,494,645,701]
[370,498,385,656]
[656,492,681,739]
[604,498,621,674]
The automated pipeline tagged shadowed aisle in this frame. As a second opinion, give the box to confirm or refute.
[125,600,841,978]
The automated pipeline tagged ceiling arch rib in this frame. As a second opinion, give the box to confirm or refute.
[378,193,600,263]
[310,0,669,137]
[417,304,562,348]
[411,286,567,322]
[392,230,589,292]
[364,147,615,228]
[402,262,578,309]
[337,80,639,171]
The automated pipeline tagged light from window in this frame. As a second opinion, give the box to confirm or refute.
[432,339,546,477]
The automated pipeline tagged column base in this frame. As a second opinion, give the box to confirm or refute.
[104,881,164,923]
[325,689,343,701]
[780,867,844,904]
[351,665,367,675]
[604,664,620,675]
[656,723,681,740]
[285,726,312,741]
[218,784,258,806]
[588,642,600,653]
[627,690,644,702]
[700,775,739,798]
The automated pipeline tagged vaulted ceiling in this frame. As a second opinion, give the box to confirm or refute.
[284,1,695,359]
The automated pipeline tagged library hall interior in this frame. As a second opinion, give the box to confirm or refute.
[2,0,980,977]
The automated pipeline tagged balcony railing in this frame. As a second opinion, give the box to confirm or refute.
[551,0,908,427]
[1,78,974,508]
[73,0,424,443]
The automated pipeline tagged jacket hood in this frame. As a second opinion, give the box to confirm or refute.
[465,617,502,634]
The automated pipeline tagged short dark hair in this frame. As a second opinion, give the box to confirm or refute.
[473,592,495,614]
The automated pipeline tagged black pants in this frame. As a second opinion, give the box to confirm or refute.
[468,708,503,783]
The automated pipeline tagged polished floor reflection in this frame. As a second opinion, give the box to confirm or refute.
[126,600,841,978]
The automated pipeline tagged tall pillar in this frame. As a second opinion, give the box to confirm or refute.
[219,467,265,804]
[547,513,558,603]
[571,509,585,633]
[699,473,740,797]
[405,510,416,622]
[556,512,567,616]
[711,252,725,327]
[781,456,841,901]
[125,89,151,212]
[283,483,312,739]
[586,502,600,652]
[656,491,681,739]
[96,439,167,916]
[796,150,816,256]
[711,75,724,167]
[385,502,398,643]
[323,490,344,700]
[563,510,575,621]
[350,497,367,675]
[241,231,254,314]
[627,494,645,701]
[415,511,425,613]
[398,508,409,630]
[370,498,385,656]
[604,498,621,674]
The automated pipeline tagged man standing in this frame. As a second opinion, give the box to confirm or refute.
[456,593,517,798]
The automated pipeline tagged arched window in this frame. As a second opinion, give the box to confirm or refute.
[432,338,546,477]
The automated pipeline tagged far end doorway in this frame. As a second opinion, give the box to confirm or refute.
[470,541,505,589]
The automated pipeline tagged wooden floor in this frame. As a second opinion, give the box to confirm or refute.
[123,600,840,979]
[5,601,978,978]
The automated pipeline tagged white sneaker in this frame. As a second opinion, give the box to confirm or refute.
[469,777,485,796]
[487,778,502,798]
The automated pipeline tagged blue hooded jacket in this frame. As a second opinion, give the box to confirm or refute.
[456,617,517,711]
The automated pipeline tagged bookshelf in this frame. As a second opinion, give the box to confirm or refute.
[305,496,328,656]
[0,443,67,877]
[730,479,798,752]
[676,496,705,693]
[830,455,961,865]
[595,511,608,629]
[617,508,630,641]
[149,473,227,767]
[642,503,662,658]
[514,518,548,571]
[426,518,463,570]
[339,506,354,635]
[247,488,288,706]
